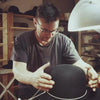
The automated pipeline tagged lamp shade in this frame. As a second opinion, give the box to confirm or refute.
[68,0,100,32]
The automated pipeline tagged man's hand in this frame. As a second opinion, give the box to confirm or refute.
[87,67,99,92]
[31,62,55,92]
[73,59,99,92]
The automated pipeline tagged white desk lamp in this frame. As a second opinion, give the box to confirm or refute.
[68,0,100,33]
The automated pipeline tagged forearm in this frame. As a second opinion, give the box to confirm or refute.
[73,59,92,76]
[13,61,34,85]
[14,69,34,85]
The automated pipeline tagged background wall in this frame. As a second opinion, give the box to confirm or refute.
[0,0,76,13]
[0,0,43,13]
[43,0,75,13]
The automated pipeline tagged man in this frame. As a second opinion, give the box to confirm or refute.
[11,3,99,99]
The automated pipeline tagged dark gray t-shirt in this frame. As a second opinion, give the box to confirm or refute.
[11,30,80,72]
[11,30,81,99]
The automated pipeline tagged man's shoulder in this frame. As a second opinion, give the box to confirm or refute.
[14,30,36,45]
[15,30,35,41]
[55,33,71,42]
[18,30,35,38]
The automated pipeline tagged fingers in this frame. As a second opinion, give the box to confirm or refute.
[37,78,55,92]
[38,82,53,89]
[41,73,52,80]
[88,83,97,92]
[38,74,55,91]
[88,77,99,92]
[92,88,96,92]
[88,68,98,79]
[89,80,98,85]
[40,62,50,70]
[33,70,55,91]
[98,76,100,84]
[39,78,55,85]
[87,67,99,92]
[37,82,54,92]
[88,79,99,87]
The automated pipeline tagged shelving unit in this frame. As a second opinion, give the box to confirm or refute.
[11,27,33,30]
[0,13,8,66]
[0,13,35,67]
[0,13,34,100]
[82,43,100,46]
[0,27,3,30]
[79,31,100,71]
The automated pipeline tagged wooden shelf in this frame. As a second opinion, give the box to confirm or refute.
[0,43,13,47]
[0,69,12,74]
[79,30,100,72]
[81,54,95,57]
[14,14,33,19]
[11,26,34,30]
[0,43,6,47]
[0,27,3,30]
[81,31,100,35]
[82,43,100,46]
[0,58,7,61]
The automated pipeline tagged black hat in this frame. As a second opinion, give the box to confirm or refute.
[0,8,3,13]
[17,64,100,100]
[24,6,37,17]
[8,6,22,14]
[44,64,100,100]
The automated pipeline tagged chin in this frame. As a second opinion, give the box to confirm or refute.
[41,39,50,45]
[43,38,51,42]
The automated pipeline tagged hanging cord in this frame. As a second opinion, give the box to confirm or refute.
[28,90,46,100]
[27,89,87,100]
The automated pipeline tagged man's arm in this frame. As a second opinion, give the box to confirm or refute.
[73,59,99,91]
[13,61,55,91]
[13,61,35,84]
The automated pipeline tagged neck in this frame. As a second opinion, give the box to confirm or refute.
[35,31,48,46]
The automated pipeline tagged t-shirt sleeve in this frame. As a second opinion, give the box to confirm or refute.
[11,36,28,63]
[63,38,81,64]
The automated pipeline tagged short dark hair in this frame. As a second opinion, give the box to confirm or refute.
[36,3,59,23]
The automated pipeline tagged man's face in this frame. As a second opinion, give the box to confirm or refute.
[34,18,59,45]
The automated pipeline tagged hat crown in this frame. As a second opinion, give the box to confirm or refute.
[47,64,87,99]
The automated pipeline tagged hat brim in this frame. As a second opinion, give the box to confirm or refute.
[44,64,100,100]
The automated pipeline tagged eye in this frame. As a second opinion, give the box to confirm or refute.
[41,28,46,32]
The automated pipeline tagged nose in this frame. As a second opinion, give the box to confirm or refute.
[45,33,54,38]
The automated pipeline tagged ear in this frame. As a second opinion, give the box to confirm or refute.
[33,18,37,26]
